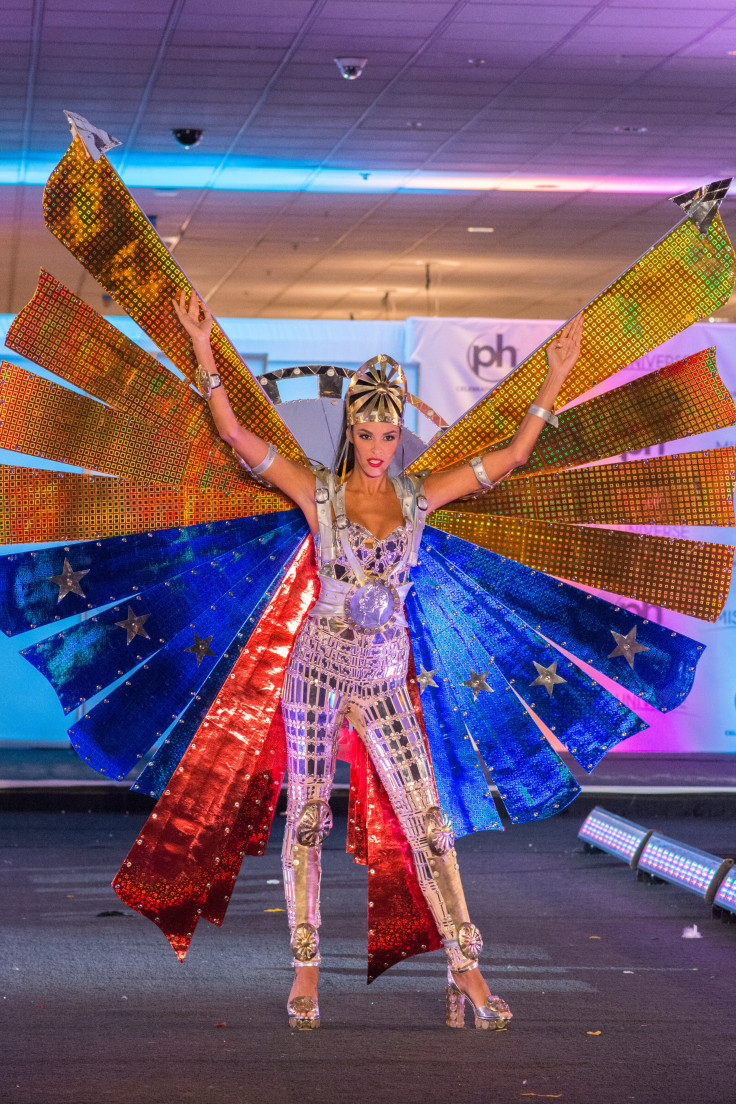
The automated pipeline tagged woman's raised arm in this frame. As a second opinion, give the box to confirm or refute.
[423,313,583,512]
[173,290,317,520]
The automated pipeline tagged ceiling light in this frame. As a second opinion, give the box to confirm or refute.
[334,57,367,80]
[468,58,486,67]
[407,121,423,129]
[467,226,494,233]
[614,125,648,134]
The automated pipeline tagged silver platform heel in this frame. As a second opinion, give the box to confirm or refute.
[287,993,320,1030]
[445,967,512,1030]
[287,932,320,1030]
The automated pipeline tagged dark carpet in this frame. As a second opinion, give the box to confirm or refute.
[1,811,735,1104]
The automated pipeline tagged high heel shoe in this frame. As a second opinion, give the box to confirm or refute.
[287,994,320,1030]
[445,968,512,1030]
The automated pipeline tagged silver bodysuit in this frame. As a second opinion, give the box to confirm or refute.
[281,472,483,972]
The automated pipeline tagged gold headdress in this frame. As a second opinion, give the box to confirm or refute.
[345,355,407,427]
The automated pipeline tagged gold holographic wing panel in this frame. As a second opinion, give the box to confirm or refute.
[43,136,306,463]
[514,348,736,477]
[410,217,736,473]
[447,449,736,527]
[429,512,733,621]
[7,269,208,442]
[0,361,237,490]
[0,468,291,544]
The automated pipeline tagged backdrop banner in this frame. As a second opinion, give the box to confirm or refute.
[406,316,561,426]
[407,316,736,755]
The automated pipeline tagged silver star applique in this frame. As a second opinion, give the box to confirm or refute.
[114,605,151,645]
[462,668,492,701]
[417,666,438,693]
[185,632,216,666]
[530,660,567,698]
[47,559,89,602]
[608,626,649,670]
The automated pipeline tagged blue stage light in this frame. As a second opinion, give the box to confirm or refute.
[637,833,734,904]
[578,806,653,868]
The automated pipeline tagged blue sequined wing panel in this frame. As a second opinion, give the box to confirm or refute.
[408,527,706,833]
[47,516,305,779]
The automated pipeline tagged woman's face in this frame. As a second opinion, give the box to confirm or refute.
[350,422,401,478]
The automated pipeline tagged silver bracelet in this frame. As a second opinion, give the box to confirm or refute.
[469,454,496,490]
[529,403,559,429]
[195,363,222,400]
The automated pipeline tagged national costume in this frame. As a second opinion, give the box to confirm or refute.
[2,117,736,1025]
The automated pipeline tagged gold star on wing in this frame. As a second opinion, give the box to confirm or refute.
[185,632,216,666]
[47,559,89,602]
[417,666,438,693]
[530,660,567,698]
[462,668,491,700]
[114,605,151,645]
[608,626,649,670]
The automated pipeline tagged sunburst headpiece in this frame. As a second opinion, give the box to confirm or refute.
[345,354,407,426]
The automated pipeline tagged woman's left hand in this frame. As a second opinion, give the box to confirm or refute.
[546,312,583,379]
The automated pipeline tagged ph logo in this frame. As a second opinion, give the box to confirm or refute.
[467,334,518,382]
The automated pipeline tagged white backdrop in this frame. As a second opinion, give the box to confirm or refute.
[1,313,735,752]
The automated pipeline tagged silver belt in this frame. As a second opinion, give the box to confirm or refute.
[309,574,413,630]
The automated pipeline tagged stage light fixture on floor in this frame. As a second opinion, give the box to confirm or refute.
[712,864,736,920]
[578,806,653,868]
[637,833,734,904]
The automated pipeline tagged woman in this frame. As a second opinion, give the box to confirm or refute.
[173,290,583,1031]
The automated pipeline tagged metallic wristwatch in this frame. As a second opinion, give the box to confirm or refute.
[195,363,222,400]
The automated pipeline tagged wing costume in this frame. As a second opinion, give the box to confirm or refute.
[2,123,735,981]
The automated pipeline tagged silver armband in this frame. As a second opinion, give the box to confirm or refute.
[195,363,222,400]
[251,443,277,476]
[232,443,277,486]
[529,403,559,429]
[469,455,496,490]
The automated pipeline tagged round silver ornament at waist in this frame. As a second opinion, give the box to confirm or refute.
[344,580,400,629]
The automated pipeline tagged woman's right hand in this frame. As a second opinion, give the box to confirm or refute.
[172,289,213,345]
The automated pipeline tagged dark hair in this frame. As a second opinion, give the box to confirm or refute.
[334,407,354,476]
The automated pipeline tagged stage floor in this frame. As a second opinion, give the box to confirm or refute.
[2,811,735,1104]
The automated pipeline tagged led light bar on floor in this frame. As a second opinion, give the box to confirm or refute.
[578,806,653,868]
[712,865,736,916]
[637,833,734,904]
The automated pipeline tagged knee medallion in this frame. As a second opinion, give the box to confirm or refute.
[291,922,320,962]
[296,799,333,847]
[426,806,455,856]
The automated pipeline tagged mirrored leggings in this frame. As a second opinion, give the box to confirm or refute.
[280,617,481,972]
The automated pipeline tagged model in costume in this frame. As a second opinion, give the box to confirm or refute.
[1,117,736,1033]
[173,290,582,1029]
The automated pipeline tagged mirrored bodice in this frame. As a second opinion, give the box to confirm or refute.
[316,523,411,586]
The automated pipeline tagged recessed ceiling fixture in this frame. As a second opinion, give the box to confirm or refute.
[172,128,202,148]
[407,121,423,129]
[614,125,648,134]
[467,226,494,233]
[334,57,367,80]
[468,58,486,67]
